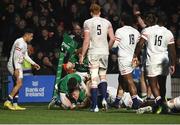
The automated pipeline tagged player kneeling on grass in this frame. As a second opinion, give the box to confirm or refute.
[48,73,90,109]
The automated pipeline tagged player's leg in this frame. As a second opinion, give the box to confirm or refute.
[147,84,153,99]
[48,78,62,109]
[12,70,26,110]
[158,75,167,102]
[4,68,23,110]
[148,76,163,113]
[98,55,109,110]
[122,73,142,109]
[99,74,108,110]
[4,75,16,110]
[111,74,124,108]
[88,55,99,112]
[140,71,148,100]
[118,58,142,109]
[158,75,170,113]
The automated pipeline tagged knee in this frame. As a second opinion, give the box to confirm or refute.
[16,79,23,88]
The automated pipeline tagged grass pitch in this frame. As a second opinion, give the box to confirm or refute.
[0,103,180,124]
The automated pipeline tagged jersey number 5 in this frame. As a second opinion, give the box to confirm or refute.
[97,25,101,35]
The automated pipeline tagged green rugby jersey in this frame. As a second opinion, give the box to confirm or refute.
[69,54,89,72]
[58,73,82,94]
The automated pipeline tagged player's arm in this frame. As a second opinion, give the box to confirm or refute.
[75,97,91,109]
[79,30,90,64]
[133,4,147,29]
[24,51,40,70]
[136,15,147,29]
[168,39,176,75]
[60,93,76,109]
[112,30,121,49]
[108,25,115,49]
[132,37,146,65]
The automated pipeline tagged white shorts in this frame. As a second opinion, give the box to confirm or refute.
[118,58,134,75]
[7,64,23,79]
[88,54,108,76]
[146,63,169,77]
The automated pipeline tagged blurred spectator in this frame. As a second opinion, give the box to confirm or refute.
[34,51,44,67]
[139,0,161,14]
[51,50,59,69]
[24,8,35,29]
[53,21,64,48]
[70,22,83,48]
[35,27,55,55]
[65,3,81,30]
[34,56,56,75]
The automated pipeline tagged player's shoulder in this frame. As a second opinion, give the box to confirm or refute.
[141,25,155,33]
[84,18,92,26]
[96,17,111,26]
[14,37,25,47]
[84,18,91,23]
[158,26,173,36]
[166,29,174,38]
[101,17,110,22]
[115,27,122,33]
[15,37,23,42]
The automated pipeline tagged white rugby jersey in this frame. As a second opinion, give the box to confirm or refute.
[113,26,140,62]
[83,16,112,55]
[141,25,174,65]
[7,37,35,69]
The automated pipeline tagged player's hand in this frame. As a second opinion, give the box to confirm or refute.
[132,57,139,68]
[33,63,40,70]
[133,4,141,16]
[169,65,175,75]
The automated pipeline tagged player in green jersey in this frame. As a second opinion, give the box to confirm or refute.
[48,73,90,109]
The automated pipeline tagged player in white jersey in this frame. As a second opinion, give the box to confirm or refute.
[167,96,180,111]
[133,13,176,113]
[112,13,142,109]
[137,96,180,114]
[79,3,115,112]
[4,29,40,110]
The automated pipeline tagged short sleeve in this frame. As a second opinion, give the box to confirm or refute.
[113,29,121,48]
[166,30,174,44]
[83,20,89,32]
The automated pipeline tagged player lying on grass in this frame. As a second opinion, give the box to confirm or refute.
[48,73,136,110]
[48,73,90,109]
[136,96,180,114]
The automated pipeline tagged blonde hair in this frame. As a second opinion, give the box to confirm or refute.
[90,4,101,15]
